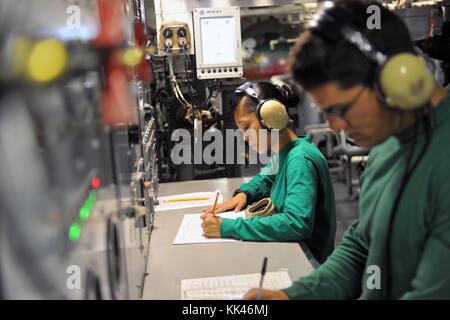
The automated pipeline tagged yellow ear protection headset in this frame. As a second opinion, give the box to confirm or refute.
[234,82,291,130]
[309,1,434,110]
[311,1,436,299]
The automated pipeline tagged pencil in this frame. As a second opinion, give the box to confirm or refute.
[211,192,220,218]
[164,197,210,203]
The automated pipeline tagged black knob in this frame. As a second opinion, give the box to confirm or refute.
[177,27,186,38]
[163,28,173,38]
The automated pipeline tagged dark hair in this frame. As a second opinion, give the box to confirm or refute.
[232,81,301,114]
[289,0,416,90]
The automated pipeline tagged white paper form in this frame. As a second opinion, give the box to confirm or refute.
[181,271,292,300]
[155,191,223,212]
[172,211,245,245]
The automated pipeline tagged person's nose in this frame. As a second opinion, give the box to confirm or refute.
[327,116,348,132]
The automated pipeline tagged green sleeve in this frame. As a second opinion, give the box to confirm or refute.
[237,159,276,203]
[400,166,450,300]
[221,157,318,241]
[282,219,368,299]
[399,215,450,299]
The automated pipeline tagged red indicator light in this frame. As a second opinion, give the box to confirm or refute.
[91,177,101,189]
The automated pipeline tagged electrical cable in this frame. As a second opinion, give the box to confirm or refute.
[384,108,433,299]
[167,50,191,107]
[182,45,196,97]
[198,79,221,110]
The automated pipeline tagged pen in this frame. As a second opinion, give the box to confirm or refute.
[211,192,220,218]
[257,257,268,300]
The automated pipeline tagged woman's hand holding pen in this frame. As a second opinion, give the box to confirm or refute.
[202,193,247,214]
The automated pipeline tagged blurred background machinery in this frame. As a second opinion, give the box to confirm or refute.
[147,1,314,183]
[0,0,157,299]
[147,0,450,184]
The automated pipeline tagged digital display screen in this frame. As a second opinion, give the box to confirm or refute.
[200,16,237,65]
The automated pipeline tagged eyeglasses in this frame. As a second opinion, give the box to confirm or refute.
[319,87,365,118]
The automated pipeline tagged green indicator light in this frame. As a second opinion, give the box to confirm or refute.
[79,206,90,221]
[90,191,96,203]
[68,222,81,241]
[84,198,92,211]
[85,191,96,210]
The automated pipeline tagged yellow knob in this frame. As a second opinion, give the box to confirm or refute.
[27,39,67,83]
[121,47,144,67]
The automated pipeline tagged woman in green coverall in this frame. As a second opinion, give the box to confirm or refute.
[201,81,336,263]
